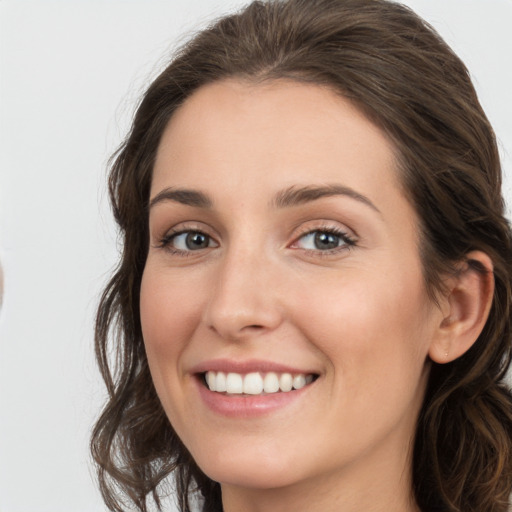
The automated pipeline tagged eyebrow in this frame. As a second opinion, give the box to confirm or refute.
[149,187,213,209]
[148,184,380,213]
[272,184,380,213]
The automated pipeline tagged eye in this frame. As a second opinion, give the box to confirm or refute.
[293,229,355,252]
[160,230,218,253]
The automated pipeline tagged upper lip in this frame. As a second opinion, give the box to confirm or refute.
[189,358,319,375]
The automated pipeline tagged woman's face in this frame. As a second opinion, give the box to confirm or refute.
[140,80,443,496]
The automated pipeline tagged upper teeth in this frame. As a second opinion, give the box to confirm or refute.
[205,371,313,395]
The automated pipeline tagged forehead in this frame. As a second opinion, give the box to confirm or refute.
[152,79,403,212]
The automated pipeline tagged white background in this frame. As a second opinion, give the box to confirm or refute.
[0,1,511,511]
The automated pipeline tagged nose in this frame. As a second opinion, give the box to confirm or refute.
[202,247,283,341]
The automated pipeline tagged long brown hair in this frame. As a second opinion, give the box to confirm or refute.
[91,1,512,511]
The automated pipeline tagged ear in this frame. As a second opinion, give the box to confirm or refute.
[429,251,494,364]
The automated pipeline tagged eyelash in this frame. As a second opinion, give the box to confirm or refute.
[156,225,357,257]
[156,228,216,257]
[291,226,357,256]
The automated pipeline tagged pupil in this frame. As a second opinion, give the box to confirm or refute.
[186,232,208,249]
[314,232,339,250]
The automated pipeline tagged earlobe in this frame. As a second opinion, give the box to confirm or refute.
[429,251,494,364]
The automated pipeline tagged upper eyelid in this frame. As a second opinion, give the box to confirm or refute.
[155,221,218,239]
[173,230,218,246]
[161,227,217,244]
[291,228,356,247]
[291,220,357,239]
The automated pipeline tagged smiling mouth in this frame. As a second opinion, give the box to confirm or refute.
[202,371,317,395]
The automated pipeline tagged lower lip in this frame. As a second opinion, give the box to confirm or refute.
[195,377,313,418]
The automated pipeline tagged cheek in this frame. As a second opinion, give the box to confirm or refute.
[294,264,433,387]
[140,266,204,375]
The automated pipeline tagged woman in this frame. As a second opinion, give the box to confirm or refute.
[91,1,512,511]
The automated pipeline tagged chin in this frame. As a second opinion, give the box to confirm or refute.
[206,467,300,491]
[193,446,304,490]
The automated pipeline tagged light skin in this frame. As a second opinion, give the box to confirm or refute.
[140,79,494,512]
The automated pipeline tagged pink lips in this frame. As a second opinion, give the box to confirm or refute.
[190,358,317,375]
[195,379,311,417]
[190,358,318,418]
